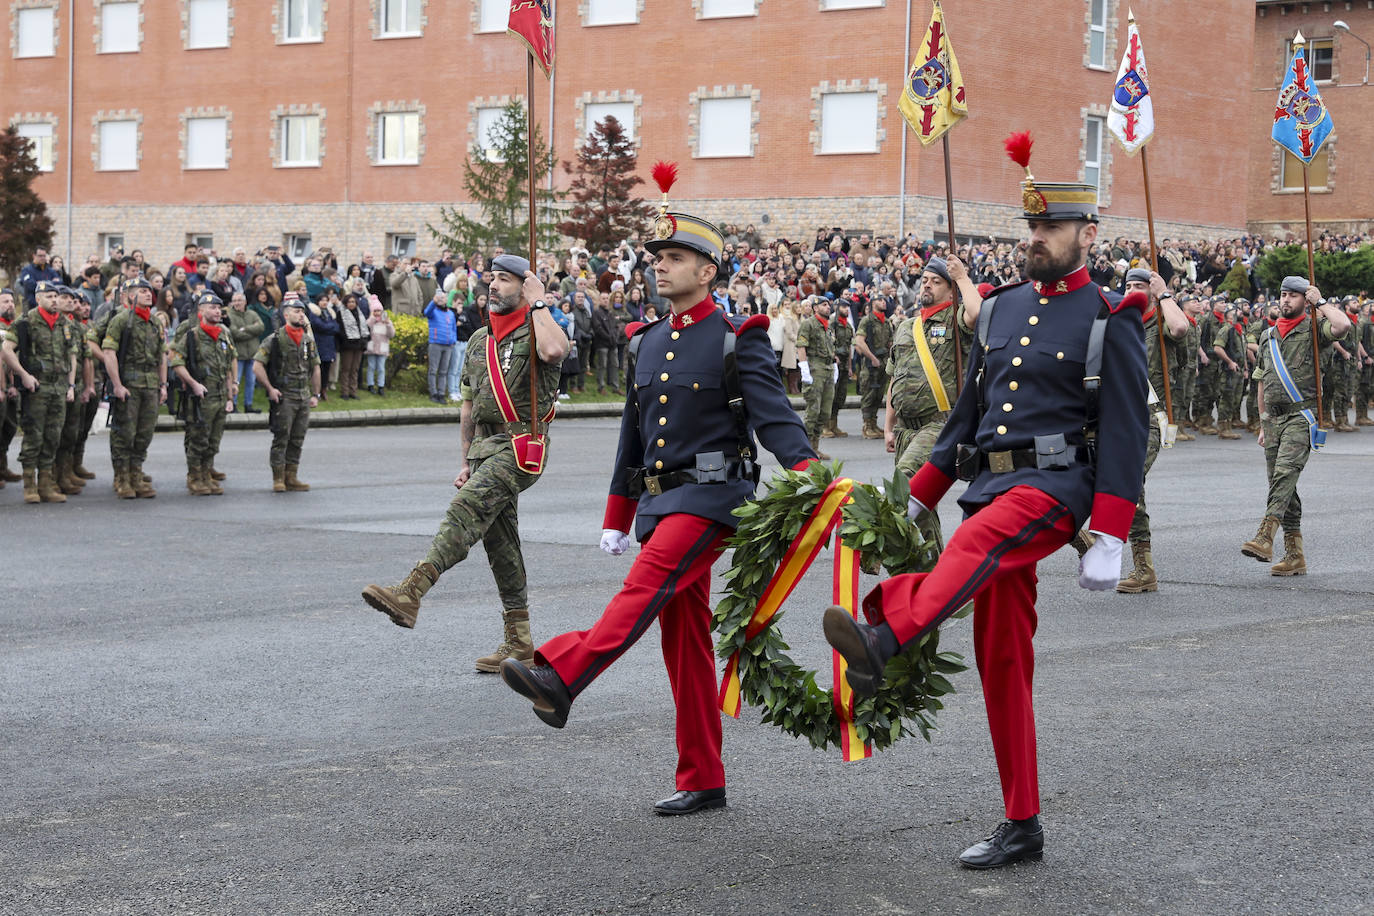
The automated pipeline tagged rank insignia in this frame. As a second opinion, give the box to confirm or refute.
[681,315,693,326]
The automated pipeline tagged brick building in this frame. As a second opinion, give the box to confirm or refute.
[1249,0,1374,238]
[6,0,1260,270]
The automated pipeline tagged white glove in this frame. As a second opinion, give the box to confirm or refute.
[907,496,928,521]
[799,363,812,385]
[833,363,839,383]
[1078,532,1124,590]
[600,529,631,556]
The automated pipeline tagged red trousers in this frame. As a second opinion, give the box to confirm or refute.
[863,486,1075,820]
[537,513,730,792]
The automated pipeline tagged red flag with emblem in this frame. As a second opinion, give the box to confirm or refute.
[508,0,554,77]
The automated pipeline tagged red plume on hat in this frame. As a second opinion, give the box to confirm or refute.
[1003,131,1034,180]
[651,160,678,217]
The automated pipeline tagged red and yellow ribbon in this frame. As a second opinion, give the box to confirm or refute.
[717,475,871,761]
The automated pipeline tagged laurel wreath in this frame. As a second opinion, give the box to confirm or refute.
[713,461,968,753]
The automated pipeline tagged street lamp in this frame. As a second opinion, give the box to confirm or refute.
[1334,20,1371,85]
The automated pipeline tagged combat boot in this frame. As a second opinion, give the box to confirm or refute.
[131,464,156,498]
[1217,420,1241,440]
[474,609,535,673]
[186,465,212,496]
[1175,426,1195,441]
[1197,418,1218,435]
[21,467,40,504]
[57,458,84,494]
[72,457,96,480]
[361,562,439,629]
[861,420,883,439]
[284,464,310,491]
[1270,530,1307,576]
[809,436,831,461]
[208,466,226,481]
[1116,540,1158,593]
[271,465,286,493]
[37,468,67,503]
[1356,402,1374,426]
[202,466,224,496]
[831,421,849,438]
[0,457,20,482]
[1068,528,1096,559]
[1336,407,1357,432]
[113,465,137,499]
[1241,515,1280,562]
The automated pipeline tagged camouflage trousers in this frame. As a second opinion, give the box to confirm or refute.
[109,386,160,468]
[184,391,228,467]
[894,417,947,553]
[1333,356,1359,415]
[1128,414,1163,544]
[859,363,887,422]
[269,396,311,468]
[1262,412,1311,529]
[830,356,850,425]
[1217,367,1243,423]
[56,394,85,464]
[19,383,67,470]
[424,448,540,611]
[802,361,834,438]
[1192,363,1219,424]
[1360,362,1374,410]
[1174,364,1197,423]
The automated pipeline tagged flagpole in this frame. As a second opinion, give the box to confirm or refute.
[942,133,963,395]
[1302,163,1324,427]
[1140,146,1173,424]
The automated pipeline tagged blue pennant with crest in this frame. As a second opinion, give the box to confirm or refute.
[1272,37,1333,164]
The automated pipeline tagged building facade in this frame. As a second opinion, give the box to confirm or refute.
[7,0,1258,269]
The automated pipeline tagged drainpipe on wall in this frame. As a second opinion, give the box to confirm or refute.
[65,0,74,266]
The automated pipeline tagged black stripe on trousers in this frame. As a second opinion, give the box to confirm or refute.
[899,500,1071,653]
[569,519,729,696]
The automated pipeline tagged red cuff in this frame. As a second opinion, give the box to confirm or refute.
[909,462,954,508]
[603,493,637,533]
[1089,493,1137,540]
[791,458,815,471]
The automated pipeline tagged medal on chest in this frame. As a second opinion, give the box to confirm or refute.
[501,344,514,372]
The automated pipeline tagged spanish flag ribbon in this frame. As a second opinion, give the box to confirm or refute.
[832,536,870,762]
[898,0,968,147]
[718,476,871,760]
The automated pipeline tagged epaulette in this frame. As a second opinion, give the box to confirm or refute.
[625,321,648,340]
[1110,289,1148,317]
[729,313,771,335]
[987,278,1031,297]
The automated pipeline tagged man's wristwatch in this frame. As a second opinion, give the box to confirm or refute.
[531,299,548,312]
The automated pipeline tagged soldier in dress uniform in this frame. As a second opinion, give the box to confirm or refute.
[795,295,836,459]
[883,257,974,554]
[824,299,854,438]
[1,280,77,503]
[168,292,238,496]
[362,258,567,673]
[101,277,168,499]
[253,293,320,493]
[823,149,1148,869]
[500,173,814,816]
[1241,277,1348,576]
[853,297,893,438]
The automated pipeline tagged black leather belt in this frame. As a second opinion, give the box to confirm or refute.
[638,458,759,496]
[1268,399,1313,417]
[980,446,1093,474]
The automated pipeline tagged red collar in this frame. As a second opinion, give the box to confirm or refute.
[36,307,59,329]
[920,300,953,322]
[200,321,223,341]
[669,296,717,330]
[284,325,305,347]
[1277,314,1306,339]
[1031,266,1091,297]
[489,305,530,341]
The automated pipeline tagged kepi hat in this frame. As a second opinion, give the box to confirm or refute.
[1005,132,1099,222]
[644,161,724,266]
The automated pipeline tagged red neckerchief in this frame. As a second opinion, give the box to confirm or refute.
[1185,314,1197,327]
[1212,308,1226,323]
[490,305,530,341]
[1232,320,1245,335]
[134,306,152,322]
[1142,306,1157,324]
[0,316,11,328]
[871,311,887,324]
[200,321,223,342]
[285,325,305,347]
[668,295,717,330]
[1277,313,1306,339]
[1266,317,1277,328]
[1031,265,1091,297]
[36,307,59,329]
[920,300,953,322]
[835,314,849,327]
[816,316,829,329]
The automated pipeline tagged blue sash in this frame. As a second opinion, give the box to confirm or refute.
[1266,331,1326,450]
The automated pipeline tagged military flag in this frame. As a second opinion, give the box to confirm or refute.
[1272,31,1333,163]
[1107,11,1154,155]
[898,0,967,146]
[508,0,555,77]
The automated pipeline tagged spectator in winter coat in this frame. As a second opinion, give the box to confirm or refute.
[389,258,423,315]
[422,287,457,402]
[309,294,341,399]
[227,291,265,412]
[365,300,395,395]
[336,292,369,399]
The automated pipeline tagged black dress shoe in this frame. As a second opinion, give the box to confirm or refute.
[654,788,726,816]
[500,659,571,729]
[958,820,1044,869]
[822,605,888,698]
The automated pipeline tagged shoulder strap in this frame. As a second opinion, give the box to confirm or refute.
[1082,303,1111,444]
[721,322,753,461]
[976,294,998,347]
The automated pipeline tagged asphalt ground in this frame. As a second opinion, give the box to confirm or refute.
[2,415,1372,915]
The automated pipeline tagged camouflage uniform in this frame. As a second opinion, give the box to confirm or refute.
[168,320,236,490]
[102,308,165,486]
[1331,312,1360,430]
[795,313,835,442]
[254,327,319,475]
[827,315,855,435]
[1193,309,1220,431]
[1175,313,1200,427]
[1359,310,1374,423]
[1213,317,1245,434]
[854,311,892,433]
[1119,307,1168,590]
[3,307,74,498]
[54,313,90,494]
[73,317,103,479]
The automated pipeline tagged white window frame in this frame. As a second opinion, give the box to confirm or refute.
[279,114,321,167]
[284,234,313,260]
[100,234,125,259]
[820,0,882,9]
[281,0,322,42]
[185,116,229,170]
[699,0,756,18]
[378,0,422,37]
[586,0,638,27]
[98,2,141,55]
[97,119,139,172]
[1287,38,1335,84]
[818,91,879,155]
[187,0,230,49]
[583,101,636,141]
[15,6,57,58]
[1087,0,1108,68]
[1084,114,1104,193]
[476,0,507,33]
[697,96,754,159]
[475,106,507,162]
[15,122,56,172]
[388,234,417,259]
[187,233,215,251]
[377,111,420,165]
